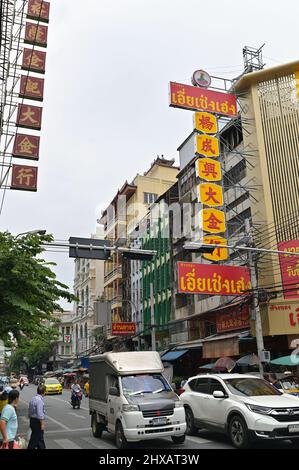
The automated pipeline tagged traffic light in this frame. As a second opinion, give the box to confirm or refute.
[118,247,156,261]
[69,237,111,260]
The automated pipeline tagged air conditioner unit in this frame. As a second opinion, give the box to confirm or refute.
[260,350,271,363]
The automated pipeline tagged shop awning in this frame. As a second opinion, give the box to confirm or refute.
[202,331,250,359]
[270,355,299,366]
[161,350,188,361]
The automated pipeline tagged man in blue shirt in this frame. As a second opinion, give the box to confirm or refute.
[28,385,46,449]
[0,389,19,449]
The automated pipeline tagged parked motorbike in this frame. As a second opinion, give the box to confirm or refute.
[71,390,82,409]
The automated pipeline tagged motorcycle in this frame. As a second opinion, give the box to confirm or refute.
[71,390,82,409]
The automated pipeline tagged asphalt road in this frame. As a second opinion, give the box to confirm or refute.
[15,385,295,449]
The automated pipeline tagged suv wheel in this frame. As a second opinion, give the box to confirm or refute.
[171,435,186,444]
[115,421,128,449]
[228,415,250,449]
[185,407,197,435]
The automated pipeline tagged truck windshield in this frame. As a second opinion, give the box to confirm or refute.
[121,374,171,396]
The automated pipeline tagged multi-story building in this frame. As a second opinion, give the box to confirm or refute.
[72,226,105,357]
[100,157,179,323]
[47,310,74,370]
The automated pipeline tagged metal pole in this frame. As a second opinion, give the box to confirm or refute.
[245,219,264,376]
[150,283,156,351]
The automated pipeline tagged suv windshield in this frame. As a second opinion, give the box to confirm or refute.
[121,374,171,396]
[224,378,282,396]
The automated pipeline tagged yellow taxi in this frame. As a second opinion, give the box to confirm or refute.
[44,378,63,395]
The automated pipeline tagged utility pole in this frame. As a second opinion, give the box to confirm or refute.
[150,283,156,351]
[245,219,264,376]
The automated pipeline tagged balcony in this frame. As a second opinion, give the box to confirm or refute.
[104,266,122,286]
[111,295,122,310]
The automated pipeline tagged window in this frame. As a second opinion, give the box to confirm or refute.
[65,345,70,355]
[144,192,158,204]
[209,379,226,395]
[188,379,198,391]
[66,326,70,335]
[61,327,65,336]
[194,378,210,394]
[60,345,64,355]
[224,378,281,396]
[223,160,246,190]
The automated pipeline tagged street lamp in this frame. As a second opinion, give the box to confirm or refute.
[16,229,46,238]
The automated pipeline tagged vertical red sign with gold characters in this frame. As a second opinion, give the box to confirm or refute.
[13,134,40,160]
[16,104,42,130]
[11,165,38,191]
[24,22,48,47]
[19,75,44,101]
[22,48,46,73]
[27,0,50,23]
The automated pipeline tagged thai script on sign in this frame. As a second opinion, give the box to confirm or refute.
[177,262,251,296]
[278,240,299,299]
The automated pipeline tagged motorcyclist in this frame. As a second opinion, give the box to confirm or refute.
[71,380,82,404]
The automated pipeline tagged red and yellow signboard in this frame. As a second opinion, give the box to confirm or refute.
[196,134,219,158]
[216,305,250,333]
[11,164,38,191]
[169,82,237,117]
[12,134,40,160]
[196,158,221,182]
[202,235,228,262]
[178,262,251,295]
[19,75,44,101]
[198,183,223,207]
[278,240,299,299]
[22,48,46,73]
[16,104,42,130]
[112,322,136,336]
[200,208,226,234]
[194,111,218,134]
[27,0,50,23]
[25,22,48,47]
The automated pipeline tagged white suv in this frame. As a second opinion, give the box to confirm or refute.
[181,373,299,448]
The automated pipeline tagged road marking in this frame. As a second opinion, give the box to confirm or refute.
[186,436,213,445]
[68,412,86,419]
[45,395,89,411]
[53,438,82,449]
[46,427,91,435]
[19,398,71,431]
[82,437,115,449]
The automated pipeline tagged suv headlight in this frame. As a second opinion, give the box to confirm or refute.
[122,404,139,412]
[245,404,273,415]
[175,401,184,408]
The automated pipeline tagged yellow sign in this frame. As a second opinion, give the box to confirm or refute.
[198,183,223,207]
[200,208,226,234]
[196,134,219,158]
[194,112,218,134]
[202,235,228,261]
[196,158,221,182]
[256,301,299,336]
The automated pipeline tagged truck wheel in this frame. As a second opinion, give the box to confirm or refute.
[228,415,250,449]
[91,413,103,438]
[185,407,197,435]
[171,435,186,444]
[115,421,128,449]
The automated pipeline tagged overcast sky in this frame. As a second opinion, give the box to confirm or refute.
[1,0,299,308]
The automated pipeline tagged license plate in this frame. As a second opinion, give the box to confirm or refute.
[152,417,167,426]
[289,424,299,433]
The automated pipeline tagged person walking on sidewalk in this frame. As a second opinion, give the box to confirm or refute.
[27,385,46,449]
[0,389,20,449]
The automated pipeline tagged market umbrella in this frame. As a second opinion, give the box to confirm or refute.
[199,362,216,370]
[236,354,259,366]
[270,355,299,366]
[214,357,236,372]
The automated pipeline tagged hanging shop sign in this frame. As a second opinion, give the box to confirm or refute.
[11,164,38,191]
[22,48,46,73]
[19,75,44,101]
[12,134,40,160]
[191,70,211,88]
[194,111,218,134]
[27,0,50,23]
[169,82,237,117]
[264,302,299,335]
[64,335,72,343]
[278,240,299,299]
[112,323,136,336]
[177,262,251,295]
[196,158,222,182]
[197,183,224,207]
[199,208,226,234]
[216,305,250,333]
[196,134,220,158]
[202,235,228,262]
[16,104,42,130]
[24,22,48,47]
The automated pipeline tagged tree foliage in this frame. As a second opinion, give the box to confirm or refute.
[0,231,75,346]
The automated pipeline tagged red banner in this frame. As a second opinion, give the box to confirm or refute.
[25,22,48,47]
[278,240,299,299]
[22,48,46,74]
[16,104,42,130]
[112,323,136,336]
[11,164,38,191]
[12,134,40,160]
[19,75,44,101]
[169,82,237,117]
[216,305,250,333]
[27,0,50,23]
[178,262,251,295]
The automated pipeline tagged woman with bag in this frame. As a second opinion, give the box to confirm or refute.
[0,389,19,449]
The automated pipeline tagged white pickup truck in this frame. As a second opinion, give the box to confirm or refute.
[89,351,186,448]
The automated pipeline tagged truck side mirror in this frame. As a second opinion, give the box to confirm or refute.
[109,386,119,397]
